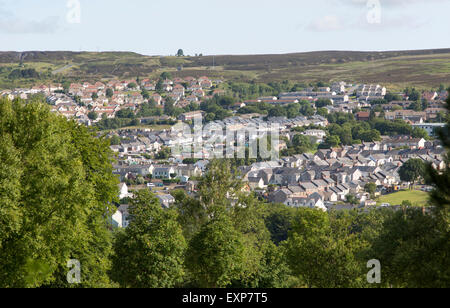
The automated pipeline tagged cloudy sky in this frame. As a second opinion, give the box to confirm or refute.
[0,0,449,55]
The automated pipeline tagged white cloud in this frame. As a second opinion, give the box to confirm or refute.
[354,13,429,31]
[337,0,450,7]
[0,16,60,34]
[307,15,344,32]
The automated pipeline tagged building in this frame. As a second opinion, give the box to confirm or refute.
[178,111,205,122]
[412,123,446,136]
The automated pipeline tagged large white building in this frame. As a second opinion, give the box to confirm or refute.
[412,123,446,136]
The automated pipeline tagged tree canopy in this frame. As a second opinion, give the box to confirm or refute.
[0,98,119,287]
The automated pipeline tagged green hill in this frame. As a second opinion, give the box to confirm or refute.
[1,49,450,90]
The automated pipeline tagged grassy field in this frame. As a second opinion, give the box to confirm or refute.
[1,49,450,90]
[377,190,430,207]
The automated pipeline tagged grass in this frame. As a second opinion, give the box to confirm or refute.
[377,190,430,207]
[2,49,450,89]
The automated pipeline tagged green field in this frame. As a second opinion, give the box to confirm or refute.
[377,190,430,207]
[1,49,450,90]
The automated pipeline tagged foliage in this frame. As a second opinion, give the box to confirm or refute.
[110,190,186,287]
[284,209,366,288]
[0,98,119,287]
[185,213,245,288]
[398,158,427,186]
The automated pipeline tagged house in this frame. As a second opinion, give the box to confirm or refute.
[356,111,371,121]
[286,192,326,211]
[383,137,426,150]
[269,188,294,204]
[200,79,213,88]
[111,205,130,228]
[412,123,446,137]
[172,84,185,96]
[151,94,163,105]
[248,177,265,190]
[178,110,205,122]
[118,183,130,199]
[302,129,327,141]
[157,194,175,208]
[153,166,176,179]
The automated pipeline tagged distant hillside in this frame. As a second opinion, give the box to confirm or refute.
[1,49,450,90]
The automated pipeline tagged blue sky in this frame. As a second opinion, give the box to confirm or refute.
[0,0,449,55]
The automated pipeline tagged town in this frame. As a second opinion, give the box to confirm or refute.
[1,76,448,228]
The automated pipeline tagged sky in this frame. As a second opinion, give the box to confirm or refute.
[0,0,449,56]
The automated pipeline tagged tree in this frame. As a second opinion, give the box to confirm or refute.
[399,158,426,189]
[0,98,119,287]
[155,79,164,92]
[284,209,365,288]
[289,134,316,154]
[155,147,171,160]
[264,203,296,245]
[320,135,341,149]
[346,194,359,205]
[160,72,172,80]
[185,213,245,288]
[412,127,429,140]
[141,89,150,100]
[405,87,421,102]
[177,49,184,57]
[127,82,137,89]
[370,207,449,287]
[370,90,450,287]
[317,107,329,117]
[109,135,121,145]
[315,98,332,108]
[110,190,186,288]
[384,92,402,102]
[116,108,135,119]
[164,99,176,116]
[105,88,114,98]
[176,160,290,288]
[364,183,377,198]
[88,111,98,120]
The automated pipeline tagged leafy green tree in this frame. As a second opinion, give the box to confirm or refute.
[370,207,449,287]
[88,111,98,120]
[346,194,359,205]
[399,158,427,188]
[160,72,172,80]
[155,147,171,160]
[364,183,377,197]
[177,49,184,57]
[176,160,290,288]
[405,87,421,102]
[116,108,135,119]
[284,209,365,288]
[92,92,98,100]
[384,92,402,102]
[370,90,450,288]
[264,203,296,245]
[105,88,114,98]
[316,107,329,117]
[185,213,245,288]
[109,135,121,146]
[320,135,341,149]
[412,127,429,140]
[141,89,150,100]
[0,98,118,287]
[127,82,137,89]
[110,190,186,287]
[315,98,332,108]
